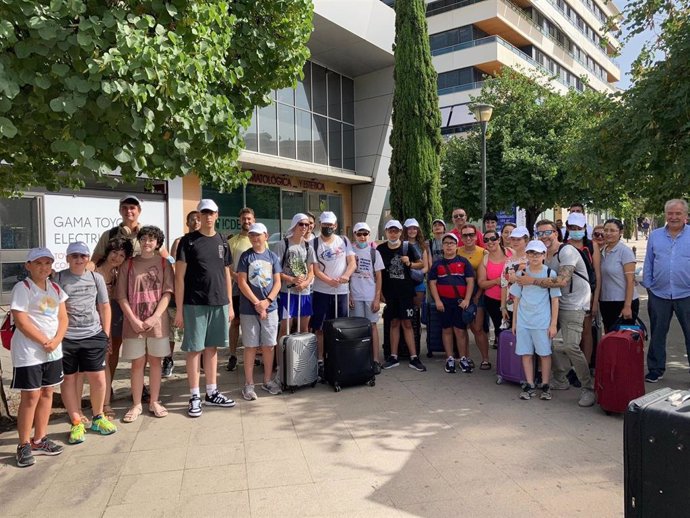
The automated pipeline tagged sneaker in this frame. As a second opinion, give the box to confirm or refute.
[188,395,203,417]
[162,356,174,378]
[409,357,427,372]
[540,384,552,400]
[261,380,282,395]
[69,422,86,444]
[373,361,382,375]
[566,369,582,388]
[444,358,456,373]
[578,388,596,407]
[242,384,258,401]
[467,358,475,370]
[91,415,117,435]
[520,383,536,400]
[16,443,35,468]
[550,378,570,390]
[382,356,400,369]
[645,371,663,383]
[458,356,473,373]
[31,437,64,456]
[226,355,238,372]
[205,390,236,407]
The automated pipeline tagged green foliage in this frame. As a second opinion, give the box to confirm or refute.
[0,0,313,195]
[441,69,608,228]
[388,0,442,234]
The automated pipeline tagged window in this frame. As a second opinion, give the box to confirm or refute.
[296,62,311,111]
[329,120,342,168]
[342,77,354,124]
[243,108,258,152]
[278,104,296,159]
[327,71,341,120]
[296,109,312,162]
[258,104,278,156]
[343,124,355,171]
[313,114,328,165]
[312,63,327,116]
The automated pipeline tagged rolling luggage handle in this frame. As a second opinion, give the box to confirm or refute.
[611,316,647,340]
[668,391,690,407]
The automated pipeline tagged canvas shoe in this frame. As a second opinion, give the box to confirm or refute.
[205,391,236,407]
[188,395,203,417]
[444,357,456,373]
[409,357,427,372]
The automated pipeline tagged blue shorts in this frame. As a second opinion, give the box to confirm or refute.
[415,281,426,293]
[516,327,552,356]
[278,292,313,319]
[310,292,348,331]
[438,299,467,330]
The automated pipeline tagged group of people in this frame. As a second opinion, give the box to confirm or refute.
[9,194,690,469]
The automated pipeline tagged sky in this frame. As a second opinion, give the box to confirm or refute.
[615,0,657,89]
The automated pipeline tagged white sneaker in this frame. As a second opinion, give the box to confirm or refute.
[578,388,596,407]
[242,384,258,401]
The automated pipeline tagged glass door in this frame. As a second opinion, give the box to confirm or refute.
[1,196,41,304]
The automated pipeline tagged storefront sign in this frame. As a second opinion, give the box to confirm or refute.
[249,171,326,191]
[44,194,166,270]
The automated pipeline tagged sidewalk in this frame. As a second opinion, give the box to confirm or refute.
[0,236,688,517]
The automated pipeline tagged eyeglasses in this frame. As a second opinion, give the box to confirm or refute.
[442,241,457,246]
[453,214,466,219]
[535,230,555,237]
[355,232,370,237]
[387,228,401,233]
[297,222,310,227]
[461,233,476,239]
[484,235,500,242]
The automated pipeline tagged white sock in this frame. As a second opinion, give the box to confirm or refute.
[448,356,454,362]
[206,384,217,397]
[191,388,200,398]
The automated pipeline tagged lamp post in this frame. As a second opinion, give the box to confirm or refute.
[469,103,494,218]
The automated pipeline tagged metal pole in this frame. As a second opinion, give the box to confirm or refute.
[480,120,487,218]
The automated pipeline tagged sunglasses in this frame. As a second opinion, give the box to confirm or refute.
[461,233,476,238]
[387,228,401,232]
[484,235,500,243]
[355,232,370,237]
[535,230,556,237]
[593,232,604,238]
[296,222,310,227]
[453,214,466,219]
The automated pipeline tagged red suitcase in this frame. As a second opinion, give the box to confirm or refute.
[595,319,646,414]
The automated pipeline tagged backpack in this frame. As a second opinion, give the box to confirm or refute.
[1,280,61,350]
[556,243,596,293]
[402,241,425,283]
[280,237,311,270]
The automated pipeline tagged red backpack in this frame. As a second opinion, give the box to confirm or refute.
[1,280,61,350]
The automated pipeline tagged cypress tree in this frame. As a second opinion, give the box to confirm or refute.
[388,0,443,232]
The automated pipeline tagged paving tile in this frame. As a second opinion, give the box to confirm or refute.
[121,446,187,475]
[185,442,245,469]
[166,490,250,518]
[248,483,323,517]
[181,464,248,495]
[103,501,168,518]
[247,456,312,489]
[245,436,303,463]
[109,470,184,505]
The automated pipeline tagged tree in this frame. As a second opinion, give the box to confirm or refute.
[0,0,313,195]
[388,0,442,233]
[574,0,690,211]
[441,68,608,230]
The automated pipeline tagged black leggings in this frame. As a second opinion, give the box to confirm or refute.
[599,299,640,333]
[484,296,504,340]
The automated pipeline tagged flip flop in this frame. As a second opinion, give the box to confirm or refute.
[122,404,143,423]
[149,401,168,418]
[479,361,492,370]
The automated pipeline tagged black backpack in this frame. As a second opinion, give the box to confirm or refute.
[556,243,596,293]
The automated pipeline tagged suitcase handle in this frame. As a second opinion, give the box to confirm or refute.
[611,316,647,340]
[668,391,690,407]
[286,290,303,335]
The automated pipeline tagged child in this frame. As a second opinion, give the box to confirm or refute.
[509,240,561,400]
[349,222,385,373]
[428,233,475,374]
[10,248,68,467]
[116,226,174,421]
[237,222,283,400]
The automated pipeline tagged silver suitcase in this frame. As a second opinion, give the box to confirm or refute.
[277,291,318,392]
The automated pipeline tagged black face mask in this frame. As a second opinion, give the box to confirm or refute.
[321,226,335,237]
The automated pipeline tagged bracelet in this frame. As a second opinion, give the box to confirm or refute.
[266,297,273,304]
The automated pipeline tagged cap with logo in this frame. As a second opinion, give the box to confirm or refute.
[197,199,219,212]
[27,248,55,262]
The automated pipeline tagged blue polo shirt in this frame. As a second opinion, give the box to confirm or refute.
[643,224,690,299]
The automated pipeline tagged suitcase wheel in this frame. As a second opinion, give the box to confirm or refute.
[289,388,296,394]
[496,376,503,385]
[604,410,613,416]
[334,384,342,392]
[367,378,376,387]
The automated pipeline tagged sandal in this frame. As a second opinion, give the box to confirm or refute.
[103,405,116,420]
[479,361,492,370]
[122,404,143,423]
[149,401,168,418]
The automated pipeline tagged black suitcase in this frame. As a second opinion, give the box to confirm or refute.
[624,388,690,517]
[382,305,421,359]
[323,315,376,392]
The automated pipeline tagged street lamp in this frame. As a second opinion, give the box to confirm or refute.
[469,103,494,218]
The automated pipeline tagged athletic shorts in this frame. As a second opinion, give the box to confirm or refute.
[121,337,170,360]
[62,332,108,375]
[181,305,230,352]
[310,292,348,331]
[438,299,468,330]
[516,327,552,356]
[383,295,415,321]
[351,300,380,323]
[240,311,279,347]
[11,359,63,391]
[110,300,124,339]
[278,292,313,319]
[415,281,426,293]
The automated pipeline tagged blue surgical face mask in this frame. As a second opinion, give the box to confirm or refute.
[388,239,400,246]
[569,230,585,240]
[355,241,368,249]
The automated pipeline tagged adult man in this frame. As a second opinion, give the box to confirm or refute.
[515,219,595,407]
[311,211,356,376]
[450,207,484,247]
[643,199,690,382]
[226,207,255,371]
[175,199,235,417]
[568,202,593,240]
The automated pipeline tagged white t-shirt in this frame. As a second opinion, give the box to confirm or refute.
[10,278,68,367]
[350,245,385,301]
[312,235,355,295]
[546,243,591,311]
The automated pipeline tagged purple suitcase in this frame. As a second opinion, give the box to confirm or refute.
[495,330,527,385]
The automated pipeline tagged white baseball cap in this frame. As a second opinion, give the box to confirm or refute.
[353,222,371,234]
[320,211,337,224]
[197,199,219,212]
[442,232,459,243]
[432,218,446,229]
[66,241,90,256]
[567,212,587,228]
[510,226,530,238]
[403,218,420,228]
[385,219,403,230]
[27,247,55,262]
[525,240,547,254]
[248,222,268,235]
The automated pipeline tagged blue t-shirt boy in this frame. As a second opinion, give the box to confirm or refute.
[237,249,282,315]
[509,266,561,329]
